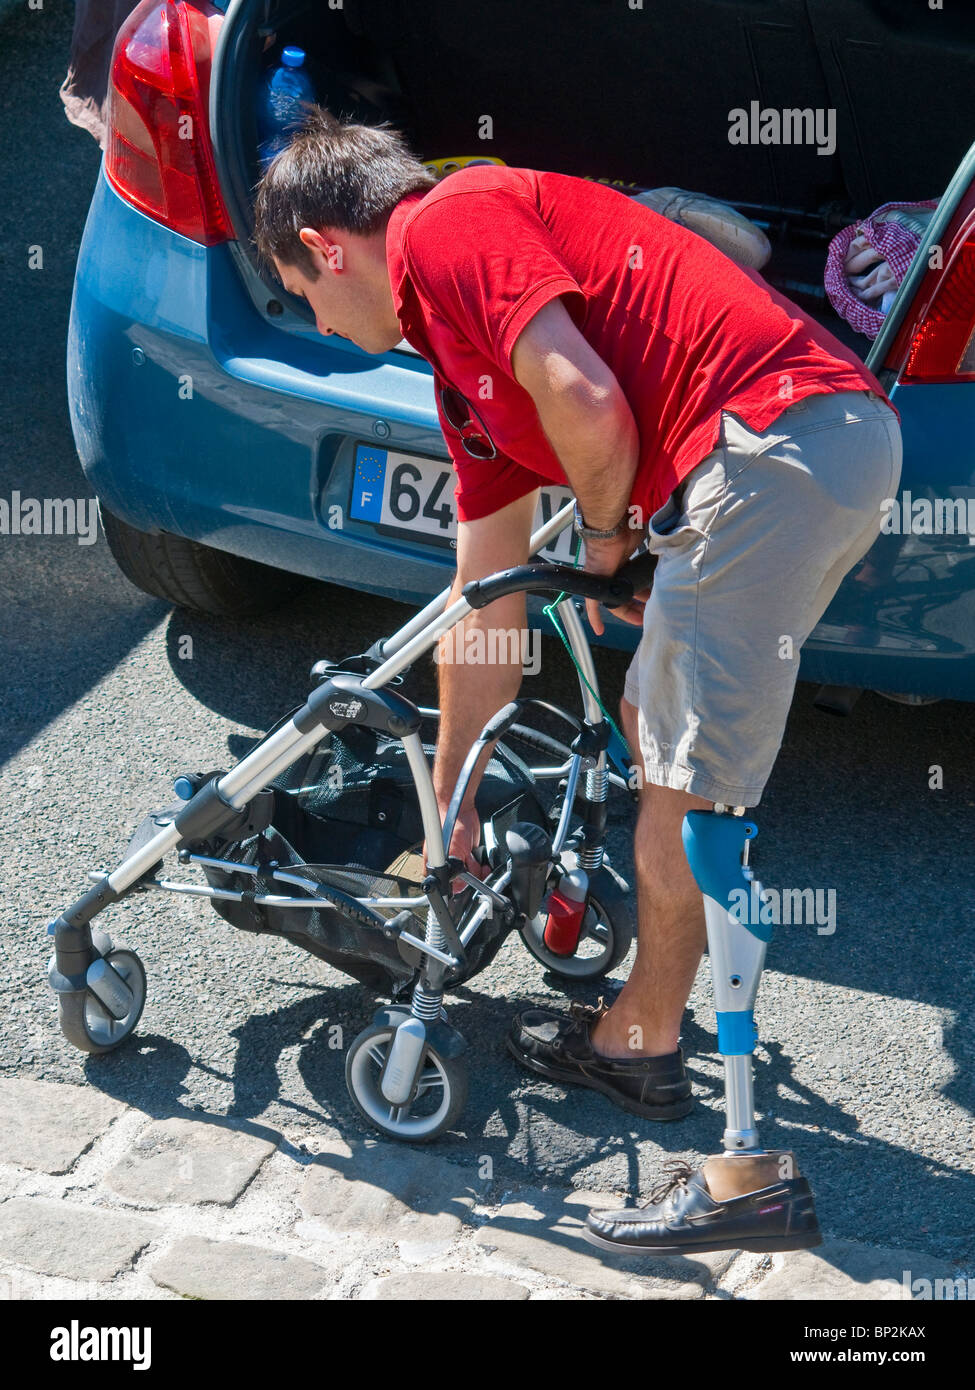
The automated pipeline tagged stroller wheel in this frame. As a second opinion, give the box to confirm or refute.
[520,864,634,983]
[57,949,148,1055]
[345,1023,468,1143]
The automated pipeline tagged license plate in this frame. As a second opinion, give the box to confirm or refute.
[349,444,578,562]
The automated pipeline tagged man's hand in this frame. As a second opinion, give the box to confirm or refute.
[582,531,647,635]
[427,782,494,894]
[424,803,485,893]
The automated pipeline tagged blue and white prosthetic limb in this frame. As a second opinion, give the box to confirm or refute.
[681,804,766,1153]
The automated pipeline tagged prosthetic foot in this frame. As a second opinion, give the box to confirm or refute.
[584,805,822,1257]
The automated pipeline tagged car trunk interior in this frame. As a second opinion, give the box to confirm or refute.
[215,0,975,361]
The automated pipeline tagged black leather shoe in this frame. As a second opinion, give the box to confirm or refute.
[584,1160,823,1256]
[506,1000,693,1121]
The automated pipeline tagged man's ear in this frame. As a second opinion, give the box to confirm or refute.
[298,226,338,269]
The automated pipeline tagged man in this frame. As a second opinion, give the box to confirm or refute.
[255,109,902,1253]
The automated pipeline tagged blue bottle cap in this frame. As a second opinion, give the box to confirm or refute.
[281,46,306,67]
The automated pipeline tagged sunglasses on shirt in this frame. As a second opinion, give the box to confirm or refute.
[438,385,498,460]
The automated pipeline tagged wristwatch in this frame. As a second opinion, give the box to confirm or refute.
[573,500,628,541]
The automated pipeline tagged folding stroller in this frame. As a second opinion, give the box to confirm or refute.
[46,504,649,1140]
[47,502,778,1166]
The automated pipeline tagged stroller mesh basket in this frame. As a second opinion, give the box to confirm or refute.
[199,717,546,995]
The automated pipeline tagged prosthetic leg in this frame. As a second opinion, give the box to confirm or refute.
[683,804,768,1155]
[585,805,822,1257]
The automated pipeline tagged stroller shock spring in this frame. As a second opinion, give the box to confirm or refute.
[578,763,609,874]
[584,764,609,804]
[411,906,448,1021]
[411,985,446,1022]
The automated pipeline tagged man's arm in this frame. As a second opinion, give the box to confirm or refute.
[434,297,642,869]
[433,490,538,871]
[510,296,644,633]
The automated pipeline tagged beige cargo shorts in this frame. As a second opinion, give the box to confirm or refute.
[622,388,902,806]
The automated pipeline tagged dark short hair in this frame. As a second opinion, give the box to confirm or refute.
[254,106,437,276]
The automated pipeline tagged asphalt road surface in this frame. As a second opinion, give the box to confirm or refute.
[2,4,974,1270]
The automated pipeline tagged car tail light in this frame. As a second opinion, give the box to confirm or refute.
[106,0,232,246]
[886,209,975,384]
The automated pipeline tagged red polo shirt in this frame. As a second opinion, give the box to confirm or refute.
[385,166,897,524]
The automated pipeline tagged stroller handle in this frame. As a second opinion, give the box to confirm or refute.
[461,549,656,611]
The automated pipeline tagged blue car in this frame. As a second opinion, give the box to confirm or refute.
[68,0,975,702]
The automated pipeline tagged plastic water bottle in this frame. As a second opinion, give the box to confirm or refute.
[257,47,316,170]
[542,867,589,956]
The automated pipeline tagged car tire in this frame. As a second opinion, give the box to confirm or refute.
[98,501,308,616]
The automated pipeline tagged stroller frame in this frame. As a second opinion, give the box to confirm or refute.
[47,502,772,1157]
